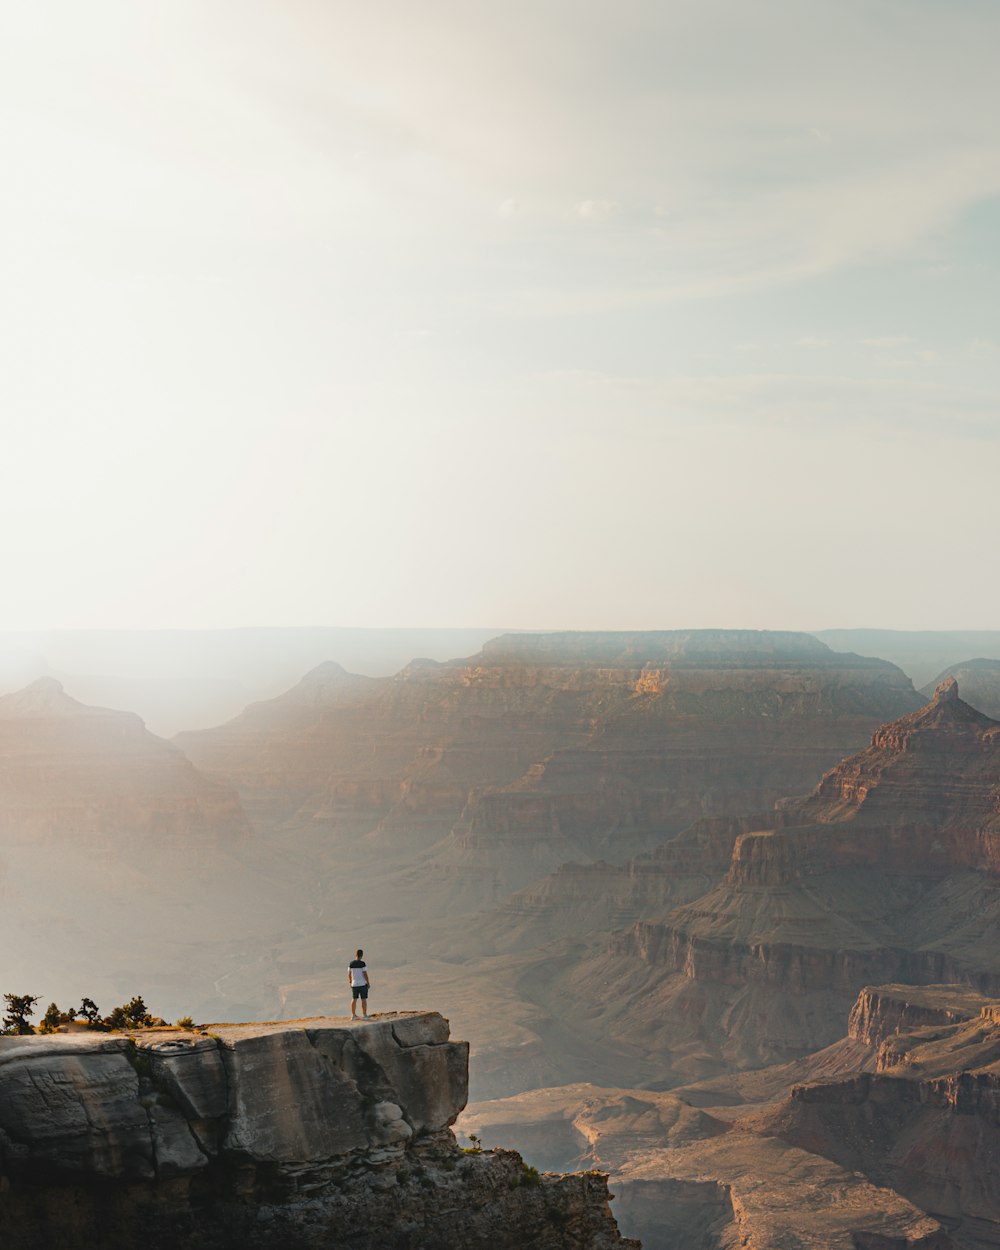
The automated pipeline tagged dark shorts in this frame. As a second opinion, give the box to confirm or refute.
[352,985,369,1000]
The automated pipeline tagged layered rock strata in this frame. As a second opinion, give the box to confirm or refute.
[176,631,920,906]
[565,681,1000,1078]
[463,984,1000,1248]
[0,1013,635,1250]
[745,984,1000,1247]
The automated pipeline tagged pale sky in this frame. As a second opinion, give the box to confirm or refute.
[1,1,998,630]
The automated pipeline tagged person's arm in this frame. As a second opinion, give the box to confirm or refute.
[364,969,371,987]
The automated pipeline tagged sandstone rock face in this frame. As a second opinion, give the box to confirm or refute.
[847,983,995,1050]
[462,983,1000,1249]
[0,678,248,845]
[0,1035,152,1178]
[614,1133,950,1250]
[744,984,1000,1247]
[0,1014,634,1250]
[176,631,920,907]
[560,682,1000,1080]
[460,1045,956,1250]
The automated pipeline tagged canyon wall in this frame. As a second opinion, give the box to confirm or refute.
[176,631,921,908]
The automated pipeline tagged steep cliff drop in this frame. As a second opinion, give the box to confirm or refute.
[463,984,1000,1248]
[0,1012,637,1250]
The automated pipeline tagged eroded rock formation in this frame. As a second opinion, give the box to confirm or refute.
[558,680,1000,1079]
[176,630,920,906]
[0,1013,636,1250]
[921,659,1000,720]
[463,983,1000,1248]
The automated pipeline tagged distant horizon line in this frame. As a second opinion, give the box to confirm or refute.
[2,625,1000,637]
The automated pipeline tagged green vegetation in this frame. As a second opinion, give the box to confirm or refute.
[176,1015,194,1029]
[2,992,159,1035]
[1,993,39,1035]
[519,1163,541,1188]
[38,1002,75,1034]
[105,996,153,1031]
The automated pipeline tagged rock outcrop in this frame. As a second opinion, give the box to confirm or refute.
[0,1013,636,1250]
[0,678,248,845]
[742,984,1000,1247]
[921,659,1000,720]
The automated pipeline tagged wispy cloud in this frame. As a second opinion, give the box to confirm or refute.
[575,199,618,222]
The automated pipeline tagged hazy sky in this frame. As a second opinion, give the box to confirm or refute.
[2,1,998,631]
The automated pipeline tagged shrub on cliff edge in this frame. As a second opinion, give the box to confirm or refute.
[2,993,40,1035]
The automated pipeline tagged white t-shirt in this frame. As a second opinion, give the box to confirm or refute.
[349,960,368,987]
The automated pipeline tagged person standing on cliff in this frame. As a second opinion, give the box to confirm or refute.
[349,949,371,1020]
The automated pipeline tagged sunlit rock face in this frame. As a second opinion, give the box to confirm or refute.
[744,984,1000,1248]
[0,1013,636,1250]
[175,630,920,899]
[581,681,1000,1079]
[463,984,1000,1250]
[0,677,248,845]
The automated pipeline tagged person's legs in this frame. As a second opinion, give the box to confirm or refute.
[351,987,358,1018]
[361,988,368,1018]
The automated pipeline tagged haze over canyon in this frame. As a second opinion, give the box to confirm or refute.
[5,626,1000,1246]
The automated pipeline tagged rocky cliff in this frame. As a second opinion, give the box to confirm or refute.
[176,630,920,906]
[525,680,1000,1083]
[0,1013,636,1250]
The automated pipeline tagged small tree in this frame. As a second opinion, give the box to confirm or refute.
[78,997,101,1025]
[104,995,152,1031]
[38,1002,75,1034]
[2,993,40,1035]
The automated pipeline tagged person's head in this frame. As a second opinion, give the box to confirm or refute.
[356,948,363,959]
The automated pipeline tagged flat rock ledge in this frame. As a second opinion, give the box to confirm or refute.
[0,1013,635,1250]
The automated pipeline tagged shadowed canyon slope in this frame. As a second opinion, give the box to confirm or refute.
[465,984,1000,1248]
[543,677,1000,1087]
[410,676,1000,1101]
[176,630,920,907]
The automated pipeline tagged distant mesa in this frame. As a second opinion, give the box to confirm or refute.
[173,628,923,888]
[479,628,843,668]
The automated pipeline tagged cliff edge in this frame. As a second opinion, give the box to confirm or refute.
[0,1012,636,1250]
